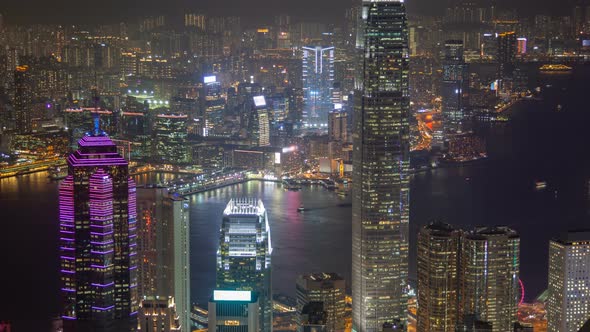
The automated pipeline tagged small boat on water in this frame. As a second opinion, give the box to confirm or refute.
[535,181,547,190]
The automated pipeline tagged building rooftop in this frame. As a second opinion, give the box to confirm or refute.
[223,198,265,216]
[553,230,590,245]
[300,272,344,282]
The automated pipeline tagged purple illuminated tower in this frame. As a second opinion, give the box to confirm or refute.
[59,124,138,331]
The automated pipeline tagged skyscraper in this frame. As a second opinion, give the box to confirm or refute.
[497,31,516,79]
[302,46,335,128]
[137,187,191,330]
[459,227,520,332]
[441,40,468,141]
[59,124,138,331]
[417,222,461,332]
[154,113,189,164]
[352,0,410,331]
[296,273,346,332]
[203,75,225,136]
[547,230,590,332]
[252,96,271,147]
[216,198,272,332]
[14,65,32,134]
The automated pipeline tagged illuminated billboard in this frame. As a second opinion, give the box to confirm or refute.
[204,76,216,84]
[213,290,252,302]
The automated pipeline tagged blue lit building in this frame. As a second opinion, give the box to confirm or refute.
[302,46,335,128]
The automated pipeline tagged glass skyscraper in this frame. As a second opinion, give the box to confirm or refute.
[547,231,590,332]
[59,127,138,331]
[459,227,520,332]
[216,198,272,331]
[302,46,335,128]
[440,40,468,142]
[417,222,461,332]
[352,1,410,331]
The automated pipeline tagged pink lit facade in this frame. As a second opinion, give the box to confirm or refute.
[59,134,138,331]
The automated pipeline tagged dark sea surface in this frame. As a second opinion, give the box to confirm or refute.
[1,64,589,330]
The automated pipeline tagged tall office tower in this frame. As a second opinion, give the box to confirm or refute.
[14,65,32,134]
[137,296,181,331]
[296,273,346,332]
[328,110,348,142]
[208,290,260,332]
[154,113,189,164]
[352,1,410,331]
[302,46,335,128]
[441,40,468,140]
[417,222,461,332]
[459,227,520,332]
[252,96,270,146]
[217,198,272,331]
[497,31,516,78]
[547,230,590,332]
[59,123,138,331]
[203,75,225,136]
[137,187,191,330]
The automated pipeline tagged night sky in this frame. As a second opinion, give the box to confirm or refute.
[0,0,577,26]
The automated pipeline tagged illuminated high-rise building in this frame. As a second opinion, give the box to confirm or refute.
[296,273,346,332]
[352,1,410,331]
[137,188,191,330]
[216,198,272,332]
[59,122,138,331]
[459,227,520,332]
[154,113,189,164]
[202,75,225,136]
[517,38,527,55]
[302,46,335,128]
[14,65,33,134]
[252,96,270,146]
[441,40,468,142]
[417,222,461,332]
[547,230,590,332]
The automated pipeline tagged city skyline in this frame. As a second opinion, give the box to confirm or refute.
[1,0,590,330]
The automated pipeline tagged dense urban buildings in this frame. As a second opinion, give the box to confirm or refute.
[216,198,272,332]
[58,126,138,331]
[1,0,590,329]
[547,230,590,332]
[352,0,410,331]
